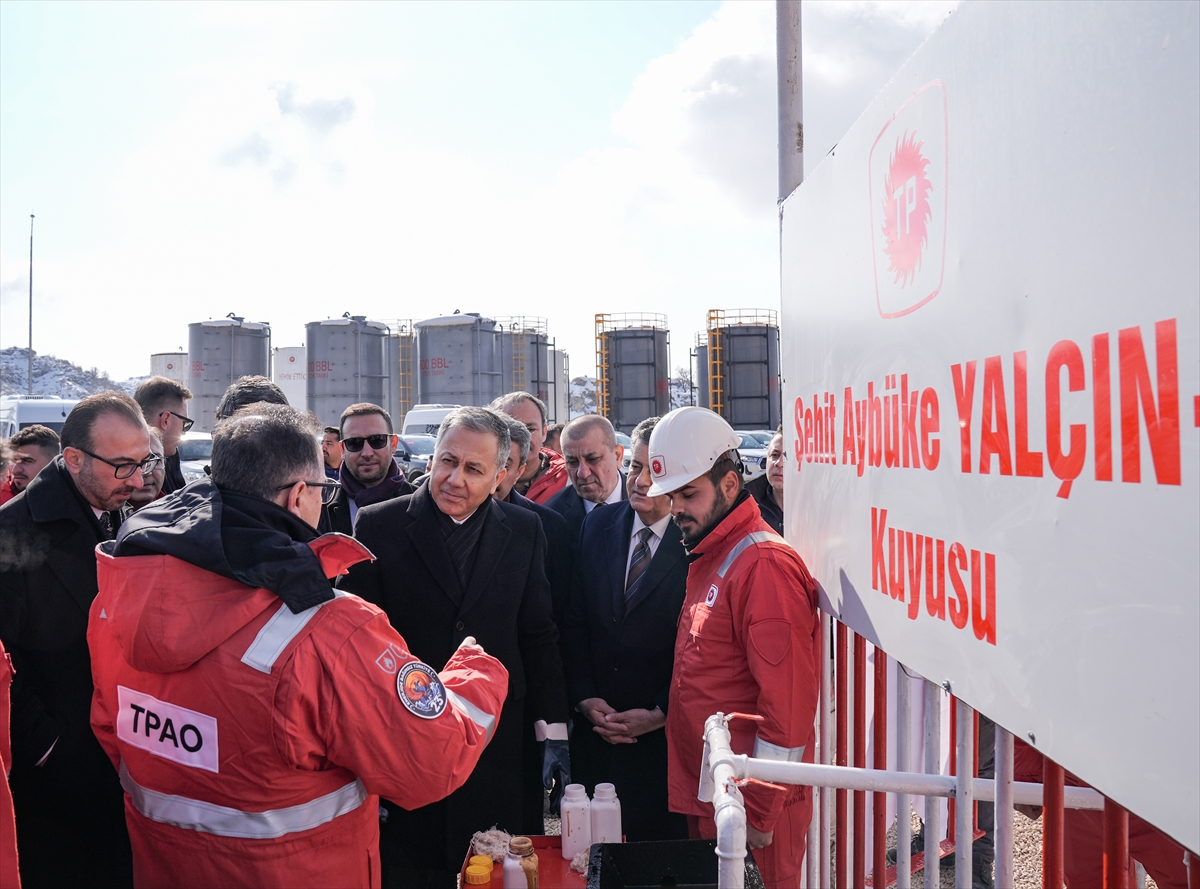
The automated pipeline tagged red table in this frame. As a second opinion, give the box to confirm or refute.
[461,835,589,888]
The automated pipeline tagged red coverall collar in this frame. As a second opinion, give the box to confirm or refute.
[688,494,763,564]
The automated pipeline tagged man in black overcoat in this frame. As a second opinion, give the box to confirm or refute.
[340,407,569,889]
[0,392,155,887]
[544,414,627,547]
[562,416,690,842]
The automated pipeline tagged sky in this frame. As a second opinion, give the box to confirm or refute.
[0,0,957,382]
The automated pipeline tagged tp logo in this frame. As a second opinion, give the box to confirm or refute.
[869,80,948,318]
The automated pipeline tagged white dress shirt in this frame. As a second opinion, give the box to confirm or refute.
[583,478,625,514]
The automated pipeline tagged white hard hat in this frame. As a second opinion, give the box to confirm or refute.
[646,406,743,496]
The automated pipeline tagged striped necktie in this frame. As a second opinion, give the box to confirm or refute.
[625,527,655,599]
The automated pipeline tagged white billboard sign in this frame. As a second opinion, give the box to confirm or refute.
[781,1,1198,852]
[272,346,308,410]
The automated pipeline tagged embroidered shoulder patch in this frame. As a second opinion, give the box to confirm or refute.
[397,661,447,719]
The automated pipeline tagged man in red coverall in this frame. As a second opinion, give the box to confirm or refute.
[88,403,508,889]
[647,407,820,889]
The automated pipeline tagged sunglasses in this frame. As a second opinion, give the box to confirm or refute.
[340,434,393,452]
[164,410,195,433]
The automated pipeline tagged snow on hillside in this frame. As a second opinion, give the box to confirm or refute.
[568,374,696,420]
[1,347,143,398]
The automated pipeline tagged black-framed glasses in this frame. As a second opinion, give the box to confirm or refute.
[277,478,342,505]
[75,447,163,480]
[165,410,195,433]
[340,434,393,452]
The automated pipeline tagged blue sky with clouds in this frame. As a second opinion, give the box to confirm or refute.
[0,0,955,381]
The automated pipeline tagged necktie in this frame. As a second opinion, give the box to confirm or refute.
[98,511,115,541]
[625,527,655,599]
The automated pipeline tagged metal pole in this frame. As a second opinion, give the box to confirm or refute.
[872,648,888,887]
[954,698,974,889]
[896,666,913,889]
[775,0,803,202]
[28,213,35,395]
[853,633,866,889]
[994,727,1014,889]
[1044,758,1065,889]
[806,614,823,889]
[835,620,848,889]
[923,680,942,889]
[1103,798,1129,889]
[820,612,832,889]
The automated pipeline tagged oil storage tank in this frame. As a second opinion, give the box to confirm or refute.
[595,313,670,435]
[414,313,502,407]
[150,352,187,388]
[704,309,781,430]
[496,316,552,404]
[187,315,271,433]
[305,315,391,428]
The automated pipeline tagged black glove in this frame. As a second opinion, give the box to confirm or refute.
[541,738,571,816]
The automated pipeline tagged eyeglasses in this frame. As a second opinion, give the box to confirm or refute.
[164,410,195,433]
[75,447,163,480]
[277,478,342,505]
[340,434,393,452]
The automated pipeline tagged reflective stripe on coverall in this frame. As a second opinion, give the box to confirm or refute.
[666,496,819,889]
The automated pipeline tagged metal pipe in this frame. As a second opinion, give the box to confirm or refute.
[954,698,974,889]
[702,714,747,889]
[896,665,912,889]
[820,612,832,889]
[853,632,867,889]
[994,726,1014,889]
[923,680,942,889]
[775,0,803,202]
[835,620,848,889]
[807,612,825,889]
[1044,758,1065,889]
[948,695,957,842]
[27,213,34,396]
[873,648,888,887]
[1103,798,1129,889]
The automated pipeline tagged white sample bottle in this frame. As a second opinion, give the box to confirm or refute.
[590,783,622,844]
[559,784,592,860]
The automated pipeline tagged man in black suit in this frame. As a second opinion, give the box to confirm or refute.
[0,392,156,887]
[544,414,627,544]
[320,402,412,535]
[562,416,689,842]
[340,407,569,888]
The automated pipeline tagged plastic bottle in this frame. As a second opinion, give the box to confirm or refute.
[590,782,622,844]
[559,784,592,860]
[503,836,539,888]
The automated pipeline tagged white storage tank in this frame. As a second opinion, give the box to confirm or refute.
[305,315,391,428]
[496,316,552,404]
[187,316,272,433]
[414,314,502,407]
[150,352,187,388]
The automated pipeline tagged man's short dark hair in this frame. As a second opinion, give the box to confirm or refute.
[215,376,288,421]
[61,392,148,452]
[134,376,193,421]
[8,424,60,458]
[491,392,548,427]
[705,448,744,495]
[630,417,659,449]
[211,403,321,501]
[547,423,564,437]
[562,414,616,449]
[339,403,393,435]
[503,416,532,467]
[437,407,512,472]
[323,426,340,437]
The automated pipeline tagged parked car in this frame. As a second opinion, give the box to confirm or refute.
[397,434,436,481]
[616,431,633,474]
[733,431,768,481]
[177,432,213,483]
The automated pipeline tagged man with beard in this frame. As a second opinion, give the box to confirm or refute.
[0,392,157,887]
[340,407,568,888]
[320,403,412,535]
[134,376,193,495]
[646,407,819,889]
[321,426,343,479]
[0,425,59,506]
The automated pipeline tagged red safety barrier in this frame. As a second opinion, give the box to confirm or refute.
[853,632,867,889]
[835,620,848,889]
[872,647,888,888]
[1044,757,1065,889]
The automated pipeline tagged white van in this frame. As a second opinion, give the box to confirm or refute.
[0,395,80,440]
[400,404,461,437]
